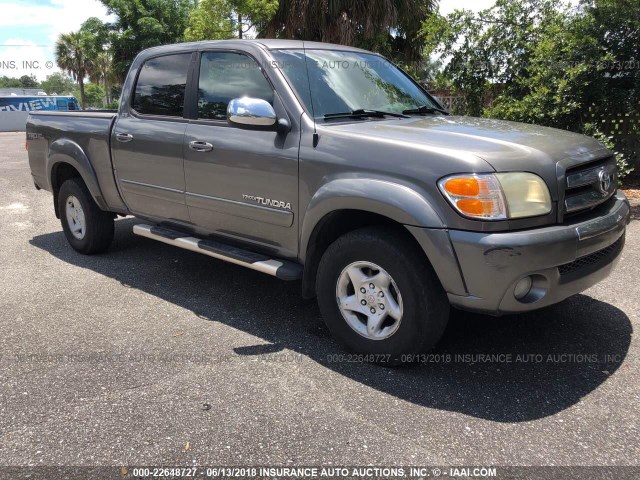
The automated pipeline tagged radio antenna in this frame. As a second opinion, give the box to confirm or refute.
[301,39,319,146]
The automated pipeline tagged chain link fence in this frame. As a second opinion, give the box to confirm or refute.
[588,106,640,171]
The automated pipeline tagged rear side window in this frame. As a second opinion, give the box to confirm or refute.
[197,52,274,121]
[133,53,191,117]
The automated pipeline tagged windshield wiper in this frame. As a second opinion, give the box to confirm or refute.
[324,109,409,120]
[402,105,449,115]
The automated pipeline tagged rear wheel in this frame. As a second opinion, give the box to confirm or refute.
[58,178,114,254]
[316,227,449,362]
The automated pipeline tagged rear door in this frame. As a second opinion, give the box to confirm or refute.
[112,52,193,222]
[183,50,300,258]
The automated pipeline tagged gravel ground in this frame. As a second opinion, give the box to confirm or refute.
[0,131,638,467]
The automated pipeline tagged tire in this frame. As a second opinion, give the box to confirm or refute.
[58,177,114,254]
[316,226,449,362]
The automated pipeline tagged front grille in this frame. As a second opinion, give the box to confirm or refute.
[563,156,617,216]
[558,236,624,280]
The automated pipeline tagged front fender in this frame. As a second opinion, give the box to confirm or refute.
[300,178,445,257]
[47,138,109,211]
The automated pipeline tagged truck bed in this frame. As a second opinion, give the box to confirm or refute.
[26,110,127,213]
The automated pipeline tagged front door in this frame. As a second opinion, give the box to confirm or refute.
[112,52,192,222]
[183,51,300,258]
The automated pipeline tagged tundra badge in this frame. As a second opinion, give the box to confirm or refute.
[243,194,292,210]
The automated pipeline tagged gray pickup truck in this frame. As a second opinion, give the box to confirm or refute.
[27,40,630,359]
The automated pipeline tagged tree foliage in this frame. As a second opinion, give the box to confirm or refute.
[185,0,279,41]
[40,73,76,95]
[55,31,94,108]
[78,18,118,105]
[0,75,42,90]
[19,75,39,88]
[423,0,564,116]
[185,0,236,40]
[75,82,107,108]
[583,0,640,112]
[234,0,280,35]
[80,17,111,54]
[89,51,117,104]
[424,0,640,121]
[99,0,196,81]
[423,0,639,177]
[54,17,116,108]
[262,0,437,63]
[0,76,23,89]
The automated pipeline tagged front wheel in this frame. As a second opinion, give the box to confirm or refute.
[58,178,114,254]
[316,227,449,362]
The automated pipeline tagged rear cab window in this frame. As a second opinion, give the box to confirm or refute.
[132,53,191,117]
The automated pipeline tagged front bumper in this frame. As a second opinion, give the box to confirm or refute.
[445,192,630,315]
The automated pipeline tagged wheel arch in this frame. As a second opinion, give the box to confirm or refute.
[47,138,109,218]
[300,179,450,299]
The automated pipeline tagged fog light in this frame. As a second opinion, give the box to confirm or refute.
[514,276,533,300]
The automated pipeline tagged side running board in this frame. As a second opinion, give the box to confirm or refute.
[133,224,303,281]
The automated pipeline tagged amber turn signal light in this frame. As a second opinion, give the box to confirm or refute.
[443,177,479,197]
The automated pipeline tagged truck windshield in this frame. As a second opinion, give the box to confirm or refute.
[271,49,441,120]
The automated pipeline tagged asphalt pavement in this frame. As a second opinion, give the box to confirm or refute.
[0,131,638,466]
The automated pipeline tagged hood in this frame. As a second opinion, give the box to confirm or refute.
[327,116,609,173]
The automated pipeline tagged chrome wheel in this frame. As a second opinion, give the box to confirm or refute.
[65,195,86,240]
[336,261,404,340]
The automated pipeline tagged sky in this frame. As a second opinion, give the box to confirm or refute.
[0,0,112,81]
[0,0,513,82]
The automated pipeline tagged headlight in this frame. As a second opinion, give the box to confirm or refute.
[438,173,551,220]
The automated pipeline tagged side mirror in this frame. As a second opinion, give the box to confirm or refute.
[227,97,277,129]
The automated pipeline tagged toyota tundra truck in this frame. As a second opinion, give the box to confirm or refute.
[26,40,631,359]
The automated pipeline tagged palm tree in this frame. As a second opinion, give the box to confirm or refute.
[55,31,93,108]
[261,0,437,61]
[89,51,115,105]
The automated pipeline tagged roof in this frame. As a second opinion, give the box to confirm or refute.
[254,39,370,52]
[141,39,371,55]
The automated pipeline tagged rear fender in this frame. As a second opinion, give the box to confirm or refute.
[47,138,109,211]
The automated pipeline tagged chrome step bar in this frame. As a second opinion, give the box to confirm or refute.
[133,224,302,281]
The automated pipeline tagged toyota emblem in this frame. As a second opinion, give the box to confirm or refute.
[598,170,612,194]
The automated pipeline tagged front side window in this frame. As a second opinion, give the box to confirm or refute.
[133,53,191,117]
[272,49,439,120]
[198,52,274,121]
